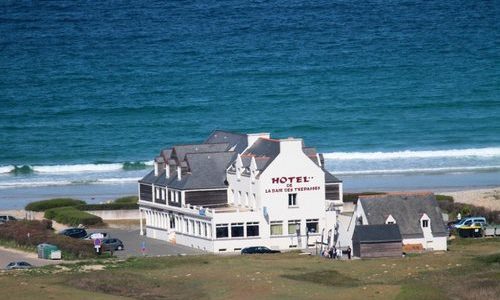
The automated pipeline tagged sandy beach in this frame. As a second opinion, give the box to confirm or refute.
[440,186,500,211]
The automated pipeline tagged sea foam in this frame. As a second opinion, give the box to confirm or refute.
[322,147,500,160]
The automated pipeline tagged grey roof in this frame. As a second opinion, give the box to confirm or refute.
[359,193,448,238]
[167,151,237,190]
[171,143,230,162]
[352,224,402,243]
[324,169,342,183]
[139,170,156,184]
[161,149,172,161]
[239,138,280,171]
[205,130,248,153]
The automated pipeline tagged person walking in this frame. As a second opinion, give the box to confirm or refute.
[347,246,352,260]
[328,246,334,259]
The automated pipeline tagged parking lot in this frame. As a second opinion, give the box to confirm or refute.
[88,228,204,257]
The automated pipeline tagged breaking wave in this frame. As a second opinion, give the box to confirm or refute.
[0,161,152,174]
[323,147,500,160]
[333,165,500,176]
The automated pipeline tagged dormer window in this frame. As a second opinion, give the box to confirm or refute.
[420,213,430,228]
[385,214,396,225]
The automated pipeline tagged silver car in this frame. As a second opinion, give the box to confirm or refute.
[6,261,33,270]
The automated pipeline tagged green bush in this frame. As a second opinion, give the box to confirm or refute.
[79,203,138,211]
[44,207,103,226]
[436,194,454,202]
[0,220,96,258]
[26,198,86,212]
[114,195,138,204]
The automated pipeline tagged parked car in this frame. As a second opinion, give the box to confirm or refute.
[6,261,33,270]
[0,215,17,223]
[452,217,487,229]
[457,222,484,238]
[101,238,124,251]
[241,246,280,254]
[59,228,87,239]
[84,232,108,240]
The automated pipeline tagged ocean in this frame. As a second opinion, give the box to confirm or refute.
[1,0,499,207]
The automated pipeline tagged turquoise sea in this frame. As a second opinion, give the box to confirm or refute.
[0,0,499,205]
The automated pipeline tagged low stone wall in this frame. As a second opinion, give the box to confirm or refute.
[85,209,139,220]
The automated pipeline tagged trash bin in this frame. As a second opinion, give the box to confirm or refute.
[37,243,60,259]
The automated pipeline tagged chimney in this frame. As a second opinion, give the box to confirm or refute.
[247,132,270,147]
[165,163,170,179]
[154,156,165,176]
[279,138,303,155]
[154,161,159,176]
[177,166,181,181]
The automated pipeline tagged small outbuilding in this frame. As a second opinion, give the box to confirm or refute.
[352,224,402,258]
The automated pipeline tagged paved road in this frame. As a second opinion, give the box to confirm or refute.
[89,228,205,257]
[0,247,60,270]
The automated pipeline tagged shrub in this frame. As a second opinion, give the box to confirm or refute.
[436,194,454,202]
[79,203,139,211]
[114,195,138,204]
[437,201,500,224]
[0,220,96,258]
[25,198,86,212]
[44,207,103,226]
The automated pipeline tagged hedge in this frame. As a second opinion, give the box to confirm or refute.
[25,198,86,212]
[44,206,103,226]
[114,195,138,204]
[79,202,139,211]
[0,220,96,258]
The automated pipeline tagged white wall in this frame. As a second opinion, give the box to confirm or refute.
[86,209,140,220]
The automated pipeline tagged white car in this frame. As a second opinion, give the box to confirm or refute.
[84,232,108,240]
[452,217,487,229]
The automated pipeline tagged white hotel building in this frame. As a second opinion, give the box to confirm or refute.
[138,130,343,253]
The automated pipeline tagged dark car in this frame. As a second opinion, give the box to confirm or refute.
[0,215,17,223]
[59,228,87,239]
[101,238,124,251]
[6,261,33,270]
[241,246,280,254]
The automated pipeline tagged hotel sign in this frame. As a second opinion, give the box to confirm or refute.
[265,176,321,194]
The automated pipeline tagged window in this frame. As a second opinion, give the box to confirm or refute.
[246,222,259,237]
[306,219,319,233]
[231,223,244,237]
[203,223,208,237]
[190,220,195,234]
[422,219,429,228]
[161,189,166,200]
[270,221,283,236]
[216,224,229,238]
[169,215,175,229]
[184,219,189,233]
[288,220,301,235]
[288,193,297,207]
[177,191,182,203]
[196,221,201,236]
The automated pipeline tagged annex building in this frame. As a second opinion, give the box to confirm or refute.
[138,130,343,253]
[349,193,448,251]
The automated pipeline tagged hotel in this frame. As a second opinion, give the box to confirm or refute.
[138,130,343,253]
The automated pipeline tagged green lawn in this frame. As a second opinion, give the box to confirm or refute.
[0,238,498,300]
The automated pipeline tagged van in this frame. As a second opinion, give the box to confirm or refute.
[453,217,487,229]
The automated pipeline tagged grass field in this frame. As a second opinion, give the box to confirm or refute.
[0,238,498,300]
